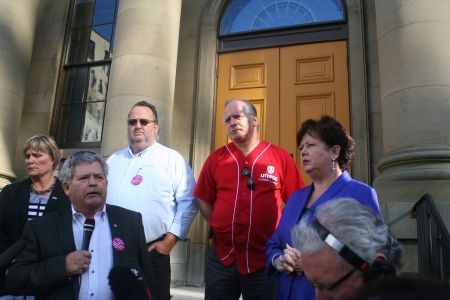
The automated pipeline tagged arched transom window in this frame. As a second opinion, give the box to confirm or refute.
[220,0,346,36]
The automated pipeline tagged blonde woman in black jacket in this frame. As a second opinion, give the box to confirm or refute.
[0,134,70,295]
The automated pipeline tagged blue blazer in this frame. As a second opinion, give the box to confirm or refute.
[265,171,381,300]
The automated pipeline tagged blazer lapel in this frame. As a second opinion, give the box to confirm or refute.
[106,205,122,266]
[16,180,32,226]
[293,186,313,223]
[56,209,76,253]
[312,171,351,210]
[55,208,78,296]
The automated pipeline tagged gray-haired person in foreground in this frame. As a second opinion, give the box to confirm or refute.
[292,198,402,300]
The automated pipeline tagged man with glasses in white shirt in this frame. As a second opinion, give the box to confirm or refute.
[106,101,198,300]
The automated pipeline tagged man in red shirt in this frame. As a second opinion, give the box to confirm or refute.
[194,99,304,299]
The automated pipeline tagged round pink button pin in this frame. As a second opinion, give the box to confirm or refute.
[112,237,125,251]
[131,175,143,185]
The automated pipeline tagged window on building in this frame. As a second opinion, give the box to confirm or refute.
[220,0,345,36]
[218,0,347,52]
[53,0,118,147]
[87,40,95,61]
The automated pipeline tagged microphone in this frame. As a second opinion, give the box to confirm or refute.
[108,257,151,300]
[81,219,95,251]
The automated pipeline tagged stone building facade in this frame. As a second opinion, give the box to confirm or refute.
[1,0,449,285]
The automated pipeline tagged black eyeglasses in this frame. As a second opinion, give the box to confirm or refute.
[315,268,357,295]
[127,119,157,126]
[242,167,255,190]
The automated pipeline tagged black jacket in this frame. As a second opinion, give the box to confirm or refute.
[5,204,156,300]
[0,178,70,294]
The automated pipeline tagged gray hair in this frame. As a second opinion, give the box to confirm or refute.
[292,198,402,269]
[224,99,257,119]
[59,151,108,183]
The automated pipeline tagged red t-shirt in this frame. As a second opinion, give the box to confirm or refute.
[194,141,304,274]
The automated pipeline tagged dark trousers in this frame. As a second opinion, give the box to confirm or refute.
[149,250,171,300]
[205,245,276,300]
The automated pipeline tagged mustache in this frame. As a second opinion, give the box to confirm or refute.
[86,189,101,196]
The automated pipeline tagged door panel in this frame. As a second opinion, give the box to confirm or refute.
[280,41,349,184]
[216,41,349,185]
[215,48,279,148]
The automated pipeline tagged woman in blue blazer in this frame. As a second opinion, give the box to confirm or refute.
[265,116,381,300]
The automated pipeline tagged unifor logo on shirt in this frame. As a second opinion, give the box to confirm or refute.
[260,165,278,185]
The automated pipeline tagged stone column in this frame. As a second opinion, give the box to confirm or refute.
[0,0,39,188]
[373,0,450,270]
[101,0,182,155]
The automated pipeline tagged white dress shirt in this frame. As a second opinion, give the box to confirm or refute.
[106,142,198,242]
[72,206,113,300]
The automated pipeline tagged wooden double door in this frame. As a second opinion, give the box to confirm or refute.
[215,41,350,184]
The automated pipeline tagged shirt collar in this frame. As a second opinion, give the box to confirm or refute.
[308,170,352,211]
[71,204,107,223]
[127,142,156,158]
